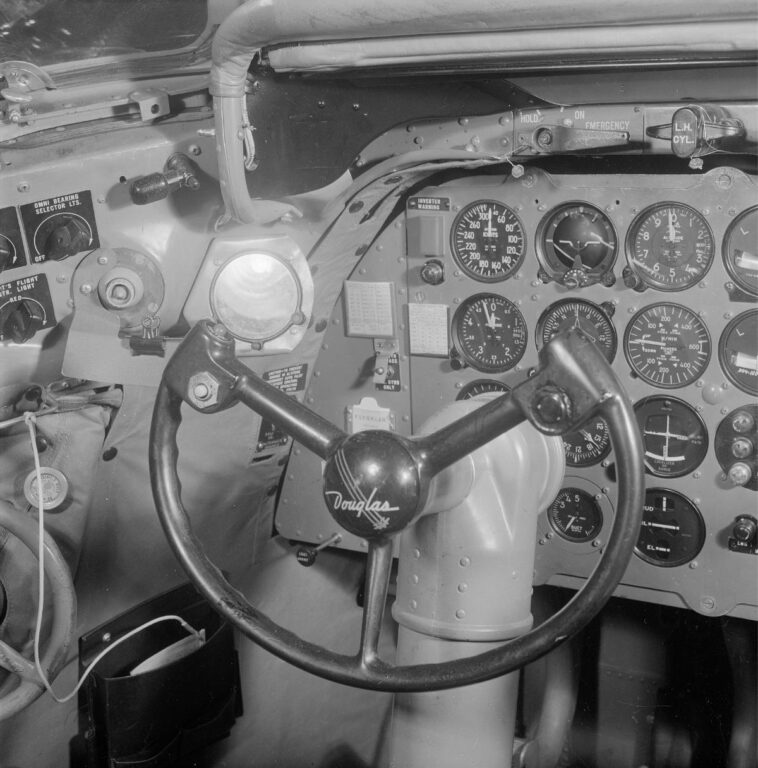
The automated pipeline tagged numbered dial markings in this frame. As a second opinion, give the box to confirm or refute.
[452,294,528,373]
[627,203,714,291]
[563,416,611,467]
[635,489,705,567]
[537,203,617,285]
[723,207,758,297]
[548,488,603,543]
[451,201,526,281]
[456,379,511,400]
[624,304,711,388]
[719,309,758,396]
[537,299,617,363]
[634,396,708,477]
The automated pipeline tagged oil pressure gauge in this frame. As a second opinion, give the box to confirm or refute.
[451,201,526,282]
[451,294,528,373]
[626,202,714,291]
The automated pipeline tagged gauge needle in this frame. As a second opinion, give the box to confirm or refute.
[587,233,612,248]
[566,516,577,530]
[580,429,597,445]
[482,304,502,330]
[554,242,576,261]
[629,338,667,347]
[484,208,496,238]
[667,211,677,242]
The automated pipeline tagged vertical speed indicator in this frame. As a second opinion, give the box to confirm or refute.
[451,201,526,282]
[624,303,711,388]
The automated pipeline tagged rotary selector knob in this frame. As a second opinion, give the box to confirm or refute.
[0,298,45,343]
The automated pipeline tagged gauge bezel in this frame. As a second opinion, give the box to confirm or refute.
[451,293,528,373]
[718,309,758,396]
[536,201,618,286]
[633,395,709,478]
[623,302,711,389]
[536,298,618,363]
[625,201,715,292]
[722,206,758,297]
[634,488,705,568]
[456,379,511,400]
[450,200,527,283]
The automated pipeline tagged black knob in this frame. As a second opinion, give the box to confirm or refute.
[733,517,757,543]
[0,299,45,343]
[45,215,91,260]
[296,547,317,567]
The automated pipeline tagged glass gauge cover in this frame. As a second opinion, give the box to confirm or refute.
[723,206,758,297]
[537,202,617,287]
[634,396,708,477]
[451,294,528,373]
[719,309,758,396]
[536,298,617,363]
[635,489,705,567]
[451,201,526,282]
[626,202,714,291]
[624,303,711,388]
[456,379,510,400]
[562,416,611,467]
[548,488,603,542]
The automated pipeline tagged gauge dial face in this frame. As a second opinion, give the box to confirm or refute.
[626,203,714,291]
[536,299,617,362]
[547,488,603,542]
[451,201,526,282]
[634,396,708,477]
[635,489,705,567]
[723,207,758,297]
[452,294,528,373]
[624,303,711,388]
[719,310,758,396]
[537,202,617,286]
[456,379,511,400]
[562,416,611,467]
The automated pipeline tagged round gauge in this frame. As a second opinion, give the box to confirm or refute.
[536,299,617,362]
[635,489,705,567]
[451,294,528,373]
[624,303,711,388]
[626,202,714,291]
[562,416,611,467]
[211,251,304,344]
[719,310,758,396]
[537,202,617,286]
[547,488,603,542]
[634,396,708,477]
[723,206,758,296]
[451,201,526,282]
[456,379,510,400]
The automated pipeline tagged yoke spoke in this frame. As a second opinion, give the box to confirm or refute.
[358,538,394,667]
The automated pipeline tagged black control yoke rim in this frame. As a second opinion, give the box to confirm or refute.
[149,321,644,692]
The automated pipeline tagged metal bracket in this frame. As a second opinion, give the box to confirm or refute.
[128,88,171,121]
[0,60,56,92]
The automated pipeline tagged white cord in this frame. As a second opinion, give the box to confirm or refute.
[23,413,202,704]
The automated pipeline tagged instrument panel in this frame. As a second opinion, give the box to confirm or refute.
[281,164,758,620]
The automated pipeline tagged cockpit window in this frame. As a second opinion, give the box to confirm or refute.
[0,0,208,67]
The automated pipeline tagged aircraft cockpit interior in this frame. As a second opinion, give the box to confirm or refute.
[0,2,757,766]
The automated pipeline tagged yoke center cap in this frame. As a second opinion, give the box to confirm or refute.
[322,430,422,538]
